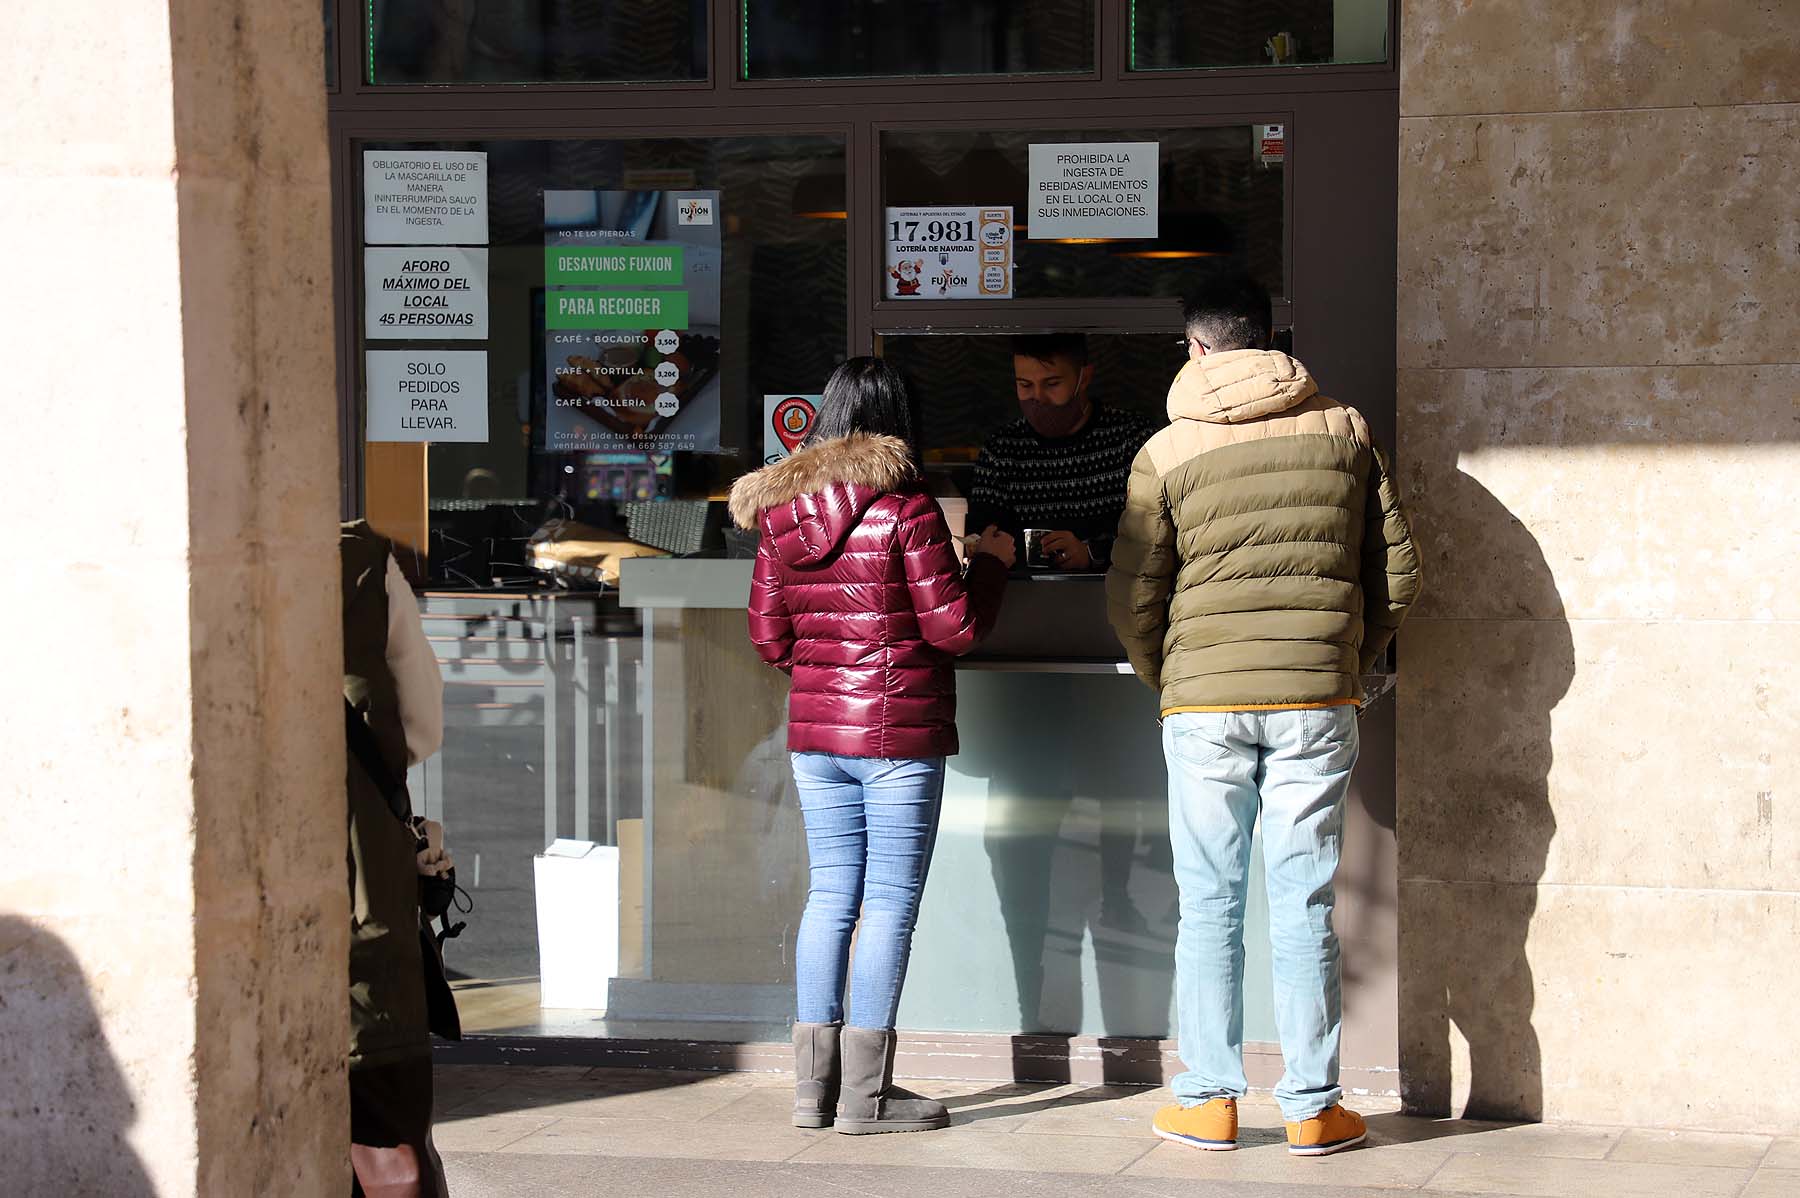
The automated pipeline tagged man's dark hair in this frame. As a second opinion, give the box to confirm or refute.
[1010,332,1089,369]
[1181,269,1273,352]
[809,356,915,447]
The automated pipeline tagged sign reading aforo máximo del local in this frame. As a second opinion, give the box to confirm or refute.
[1028,142,1159,241]
[364,248,489,339]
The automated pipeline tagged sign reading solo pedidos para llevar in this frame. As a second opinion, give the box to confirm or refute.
[1028,142,1159,241]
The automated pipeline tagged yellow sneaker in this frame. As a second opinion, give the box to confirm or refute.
[1152,1098,1238,1151]
[1285,1103,1366,1156]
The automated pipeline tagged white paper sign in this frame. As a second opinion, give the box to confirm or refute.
[1028,142,1159,241]
[364,248,488,339]
[363,151,488,245]
[366,350,489,442]
[885,206,1013,299]
[763,394,821,464]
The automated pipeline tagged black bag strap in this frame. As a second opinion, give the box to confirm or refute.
[343,698,410,824]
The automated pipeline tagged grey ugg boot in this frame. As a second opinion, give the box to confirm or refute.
[835,1026,950,1134]
[792,1022,842,1129]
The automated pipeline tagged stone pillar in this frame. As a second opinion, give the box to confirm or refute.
[1396,3,1800,1130]
[0,2,344,1193]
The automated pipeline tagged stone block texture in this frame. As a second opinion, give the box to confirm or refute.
[1397,1,1800,1131]
[0,2,344,1194]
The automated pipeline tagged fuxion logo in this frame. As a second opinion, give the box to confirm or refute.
[677,197,715,225]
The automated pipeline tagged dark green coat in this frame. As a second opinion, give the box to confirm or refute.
[1106,350,1422,713]
[342,521,428,1070]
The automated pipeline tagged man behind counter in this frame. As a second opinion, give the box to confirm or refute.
[967,334,1160,572]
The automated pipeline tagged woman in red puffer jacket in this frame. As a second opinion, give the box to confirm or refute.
[729,357,1013,1137]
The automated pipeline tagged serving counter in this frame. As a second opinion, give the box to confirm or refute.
[616,559,1287,1047]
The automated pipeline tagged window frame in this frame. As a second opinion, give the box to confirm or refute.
[327,0,1399,515]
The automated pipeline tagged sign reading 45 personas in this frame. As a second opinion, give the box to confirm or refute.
[885,206,1013,300]
[365,248,488,339]
[363,151,488,245]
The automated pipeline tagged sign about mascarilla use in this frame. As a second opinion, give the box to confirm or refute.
[364,248,488,339]
[884,206,1013,299]
[365,350,489,442]
[363,151,488,245]
[1028,142,1159,241]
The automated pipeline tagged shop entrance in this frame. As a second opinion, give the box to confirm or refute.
[329,0,1400,1088]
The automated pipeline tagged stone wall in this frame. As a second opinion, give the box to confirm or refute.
[1395,2,1800,1130]
[0,1,344,1192]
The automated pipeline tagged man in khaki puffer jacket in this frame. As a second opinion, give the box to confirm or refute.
[1107,271,1420,1158]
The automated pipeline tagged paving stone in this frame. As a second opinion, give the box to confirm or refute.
[1742,1169,1800,1198]
[1126,1138,1452,1189]
[1427,1153,1751,1198]
[1610,1127,1773,1169]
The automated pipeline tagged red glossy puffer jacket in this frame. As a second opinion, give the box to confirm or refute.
[728,433,1006,758]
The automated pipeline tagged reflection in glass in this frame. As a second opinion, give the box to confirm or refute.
[744,0,1092,80]
[882,127,1284,301]
[897,672,1281,1045]
[367,0,707,84]
[1132,0,1388,71]
[360,137,843,1038]
[357,134,846,591]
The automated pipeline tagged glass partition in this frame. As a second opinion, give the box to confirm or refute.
[880,329,1179,463]
[356,134,844,1034]
[743,0,1092,80]
[880,125,1286,301]
[1131,0,1388,71]
[366,0,708,84]
[357,132,846,584]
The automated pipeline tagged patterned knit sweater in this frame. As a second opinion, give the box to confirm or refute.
[966,403,1161,569]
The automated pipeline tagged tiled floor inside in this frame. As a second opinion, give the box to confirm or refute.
[433,1064,1798,1197]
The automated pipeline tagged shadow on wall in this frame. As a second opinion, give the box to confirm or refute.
[1398,465,1575,1123]
[0,917,155,1195]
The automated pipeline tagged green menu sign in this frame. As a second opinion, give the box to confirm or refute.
[543,188,723,453]
[546,289,691,330]
[545,245,685,287]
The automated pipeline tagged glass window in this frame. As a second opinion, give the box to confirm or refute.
[356,135,844,1034]
[357,134,845,566]
[325,0,337,89]
[366,0,707,85]
[880,126,1285,302]
[743,0,1092,80]
[1131,0,1388,71]
[881,331,1180,470]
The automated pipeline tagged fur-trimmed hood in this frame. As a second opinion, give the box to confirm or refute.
[728,433,918,566]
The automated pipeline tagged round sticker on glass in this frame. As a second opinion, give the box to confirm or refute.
[981,265,1010,293]
[653,329,680,355]
[980,219,1010,247]
[655,392,680,418]
[654,360,681,387]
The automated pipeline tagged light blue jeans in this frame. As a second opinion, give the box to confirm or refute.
[1163,707,1359,1122]
[790,753,946,1029]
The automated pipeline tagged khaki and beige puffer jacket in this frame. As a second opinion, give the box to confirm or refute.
[1105,349,1421,713]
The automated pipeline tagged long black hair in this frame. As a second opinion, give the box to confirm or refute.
[808,356,915,447]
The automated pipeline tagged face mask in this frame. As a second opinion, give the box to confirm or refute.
[1020,396,1091,439]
